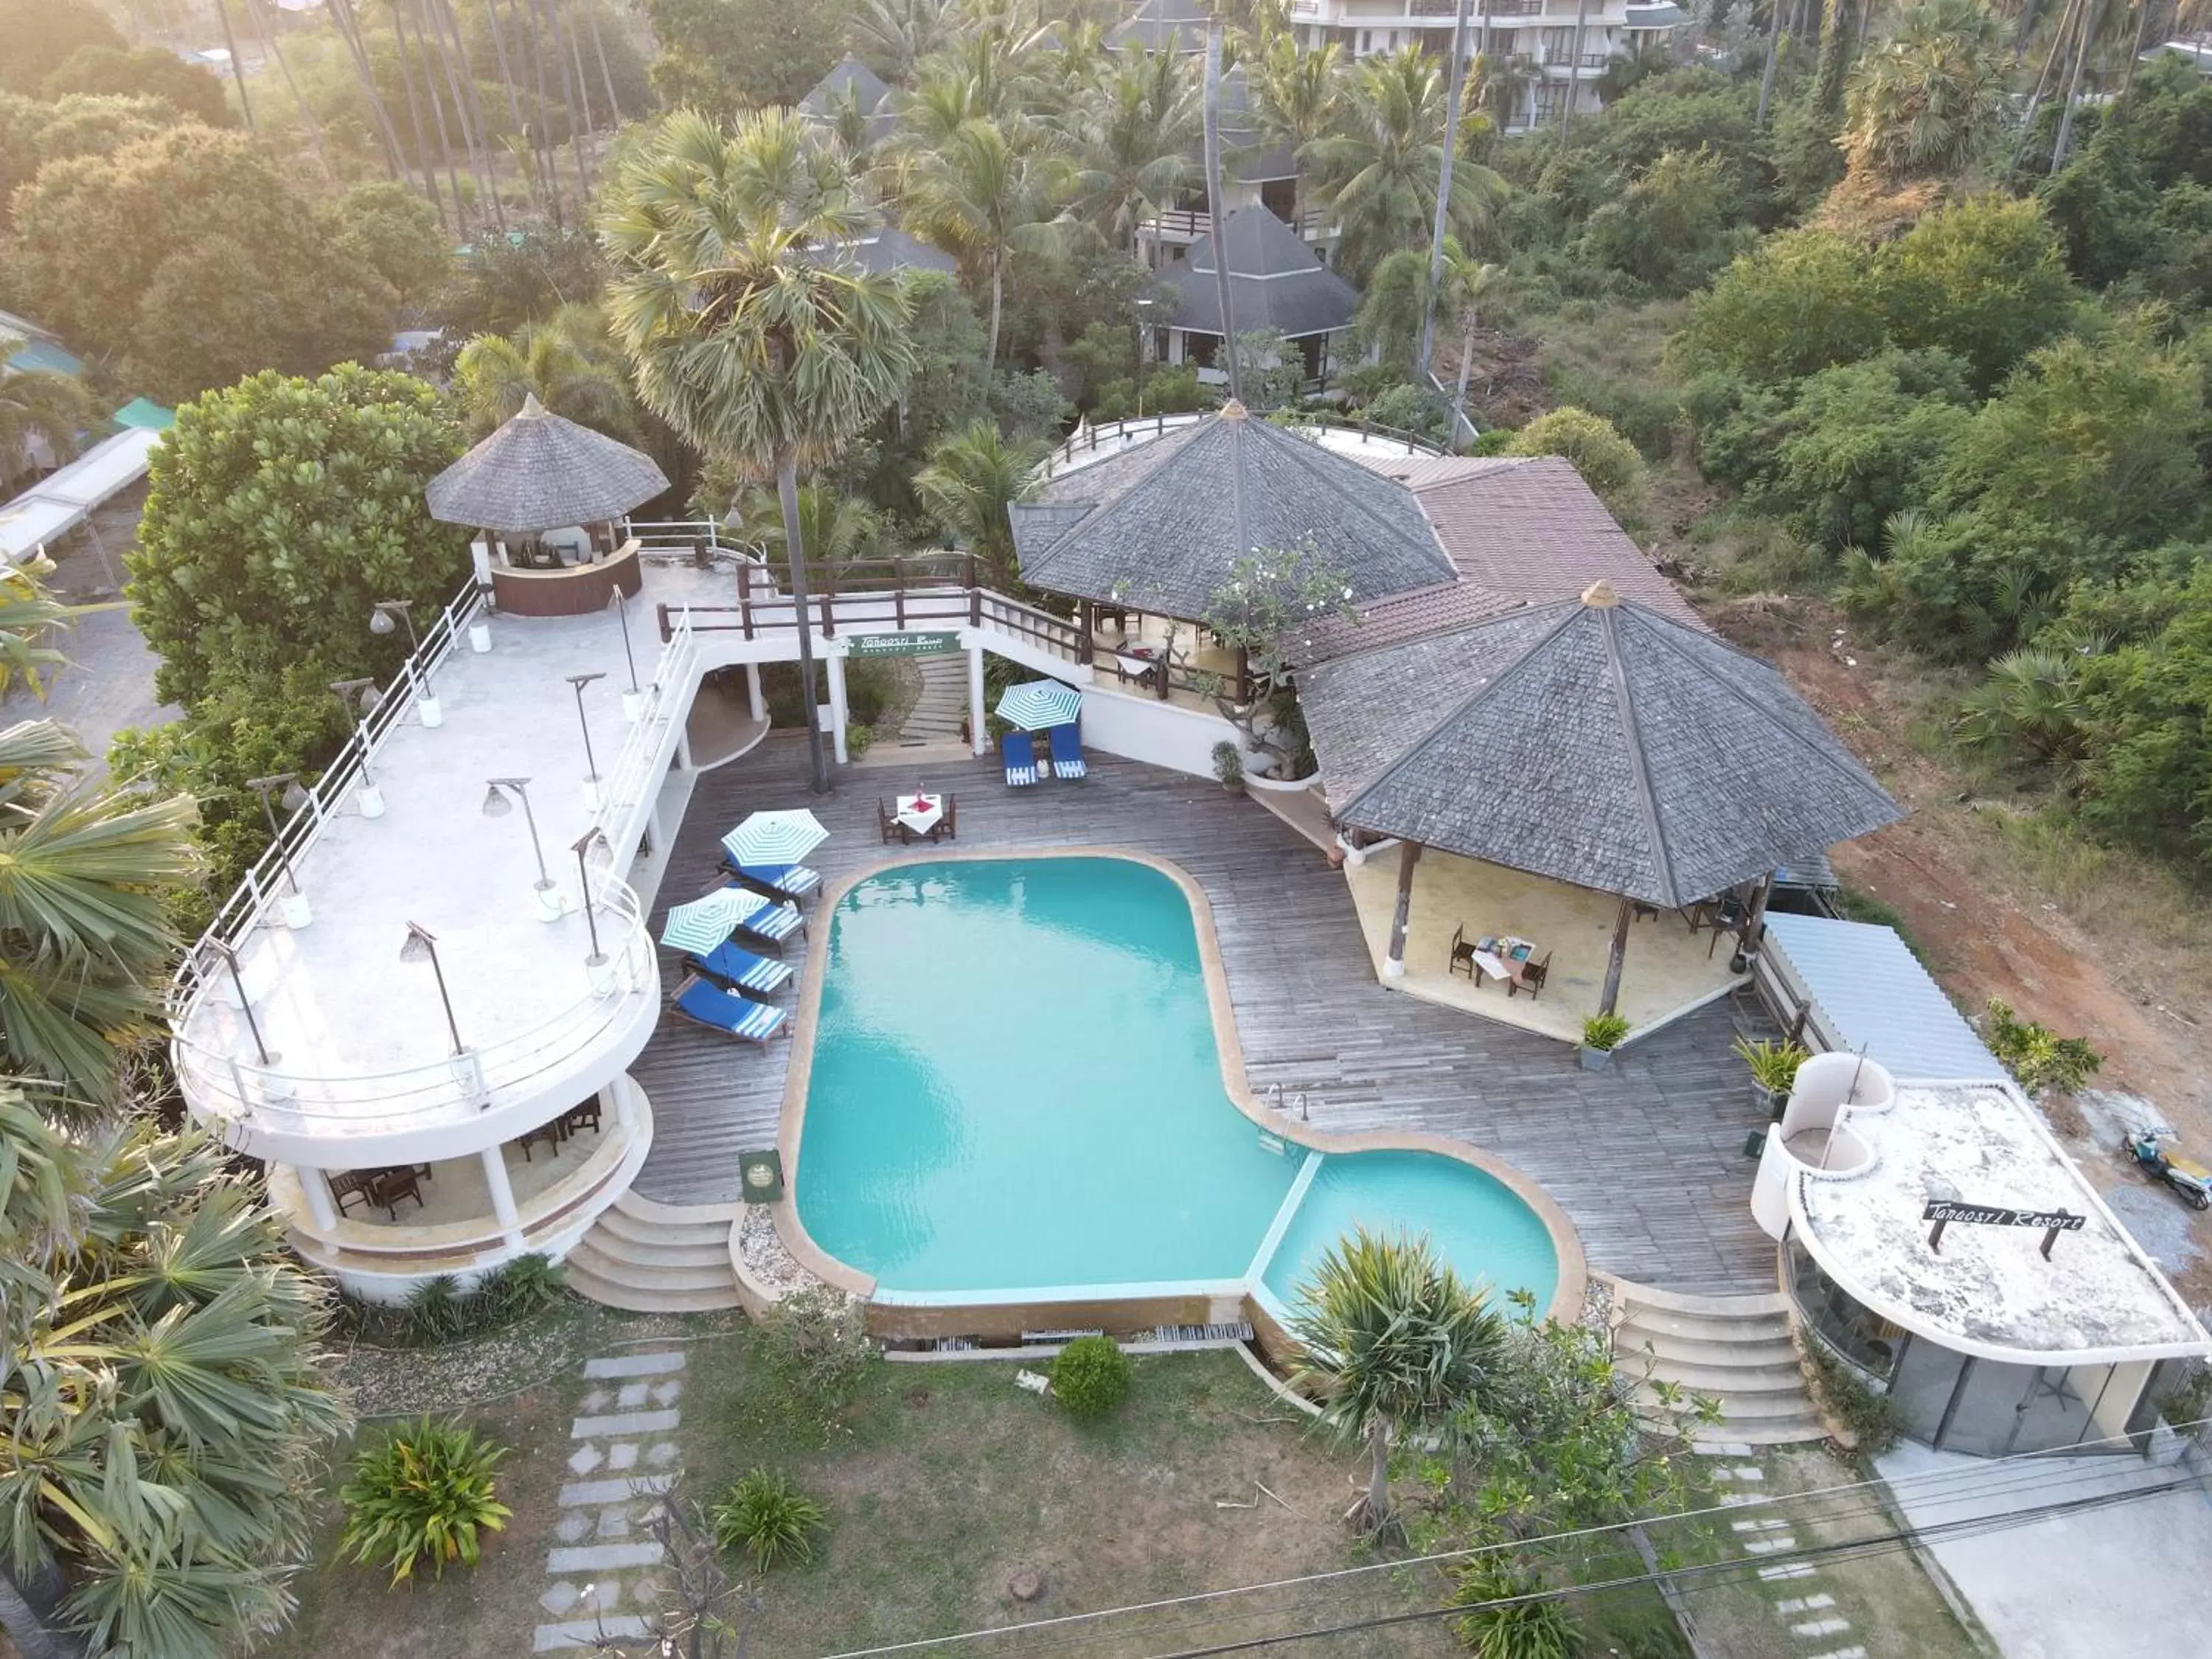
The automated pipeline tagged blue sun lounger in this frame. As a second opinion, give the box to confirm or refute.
[717,856,821,903]
[1046,722,1086,780]
[697,880,806,950]
[1002,728,1039,787]
[672,975,787,1043]
[689,939,792,1001]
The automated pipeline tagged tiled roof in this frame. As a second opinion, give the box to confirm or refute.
[1164,206,1357,340]
[1299,593,1902,906]
[1301,456,1703,659]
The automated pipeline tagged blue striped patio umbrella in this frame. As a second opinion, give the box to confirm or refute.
[721,807,830,869]
[995,680,1084,731]
[659,886,768,954]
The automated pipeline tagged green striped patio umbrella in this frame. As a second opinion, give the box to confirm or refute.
[660,886,768,954]
[994,680,1083,731]
[722,807,829,868]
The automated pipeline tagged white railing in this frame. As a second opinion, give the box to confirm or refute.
[172,574,488,1004]
[1039,413,1447,479]
[590,608,698,848]
[172,879,655,1134]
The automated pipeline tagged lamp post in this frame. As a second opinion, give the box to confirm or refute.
[571,828,616,994]
[483,777,563,921]
[330,678,385,818]
[371,599,443,726]
[245,771,314,928]
[567,670,607,810]
[608,588,644,721]
[400,921,465,1056]
[1135,295,1155,417]
[204,939,275,1066]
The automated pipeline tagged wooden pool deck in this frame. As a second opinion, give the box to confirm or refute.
[630,737,1782,1295]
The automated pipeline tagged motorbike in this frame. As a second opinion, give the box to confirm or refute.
[2121,1127,2212,1211]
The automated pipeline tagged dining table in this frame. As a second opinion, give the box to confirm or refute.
[895,793,945,838]
[1472,936,1536,988]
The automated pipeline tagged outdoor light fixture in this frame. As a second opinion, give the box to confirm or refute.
[330,678,385,818]
[245,771,314,928]
[483,776,562,921]
[400,921,465,1056]
[572,828,616,994]
[608,588,644,720]
[567,671,607,810]
[203,939,275,1068]
[371,599,443,727]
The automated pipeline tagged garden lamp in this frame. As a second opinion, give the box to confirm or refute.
[572,828,615,992]
[202,938,276,1068]
[483,777,561,920]
[608,587,644,718]
[245,771,314,928]
[330,678,384,818]
[400,921,465,1056]
[371,599,443,726]
[568,671,607,809]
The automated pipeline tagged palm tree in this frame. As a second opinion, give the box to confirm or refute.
[1354,246,1430,372]
[901,116,1072,369]
[855,0,959,79]
[736,482,883,567]
[1840,0,2008,181]
[0,558,73,700]
[602,108,918,796]
[914,419,1044,585]
[1438,242,1500,437]
[1288,1228,1507,1537]
[1306,46,1504,284]
[1077,47,1199,251]
[0,372,94,494]
[454,305,637,437]
[0,719,201,1106]
[1249,32,1347,159]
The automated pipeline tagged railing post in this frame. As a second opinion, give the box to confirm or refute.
[895,579,906,630]
[820,560,836,639]
[1077,600,1095,667]
[656,602,672,644]
[737,558,754,641]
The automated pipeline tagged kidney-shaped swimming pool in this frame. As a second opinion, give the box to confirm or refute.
[790,856,1565,1315]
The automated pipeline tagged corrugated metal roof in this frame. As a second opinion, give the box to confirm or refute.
[1762,911,2005,1081]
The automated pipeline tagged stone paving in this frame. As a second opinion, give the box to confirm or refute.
[1711,1459,1870,1659]
[531,1347,689,1653]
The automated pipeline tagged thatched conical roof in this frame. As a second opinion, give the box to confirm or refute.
[425,395,669,533]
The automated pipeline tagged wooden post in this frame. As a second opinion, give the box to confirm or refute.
[1599,894,1634,1016]
[1079,599,1096,667]
[737,557,754,641]
[1739,871,1776,961]
[1383,841,1422,981]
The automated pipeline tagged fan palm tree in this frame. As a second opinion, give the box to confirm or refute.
[735,482,883,568]
[0,371,95,494]
[901,116,1074,369]
[914,419,1044,585]
[1288,1228,1507,1537]
[453,305,637,439]
[1077,47,1200,250]
[1840,0,2008,182]
[855,0,960,79]
[1306,47,1505,284]
[601,108,918,796]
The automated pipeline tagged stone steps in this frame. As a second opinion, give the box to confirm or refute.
[897,654,970,747]
[566,1191,742,1314]
[1610,1278,1824,1448]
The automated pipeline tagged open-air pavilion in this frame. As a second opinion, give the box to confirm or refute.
[1299,581,1903,1043]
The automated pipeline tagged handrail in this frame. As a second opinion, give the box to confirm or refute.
[1037,413,1446,479]
[588,609,698,846]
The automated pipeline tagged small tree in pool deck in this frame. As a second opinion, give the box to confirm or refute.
[1287,1228,1508,1537]
[1191,535,1360,776]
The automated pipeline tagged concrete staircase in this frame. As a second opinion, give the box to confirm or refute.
[895,652,969,748]
[1610,1280,1824,1447]
[566,1190,742,1313]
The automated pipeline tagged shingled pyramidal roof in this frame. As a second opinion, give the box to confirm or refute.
[1299,582,1903,907]
[1164,206,1357,340]
[425,394,669,534]
[1010,403,1457,620]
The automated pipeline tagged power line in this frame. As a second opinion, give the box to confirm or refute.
[815,1412,2212,1659]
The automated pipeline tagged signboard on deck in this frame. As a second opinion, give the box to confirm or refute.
[849,631,961,658]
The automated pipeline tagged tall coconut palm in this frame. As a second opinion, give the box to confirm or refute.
[914,419,1044,585]
[1250,32,1347,160]
[1076,47,1200,249]
[327,0,417,195]
[0,372,94,495]
[901,116,1073,369]
[454,305,637,437]
[602,108,919,796]
[1306,46,1504,284]
[1289,1228,1506,1536]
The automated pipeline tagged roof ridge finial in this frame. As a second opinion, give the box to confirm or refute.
[1581,578,1621,608]
[1219,398,1250,420]
[518,392,549,419]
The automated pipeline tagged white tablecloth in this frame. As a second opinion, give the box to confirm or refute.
[897,794,944,835]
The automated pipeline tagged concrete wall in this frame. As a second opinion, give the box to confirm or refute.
[1077,683,1240,781]
[865,1288,1251,1344]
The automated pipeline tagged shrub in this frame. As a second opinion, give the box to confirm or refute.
[1449,1553,1582,1658]
[1804,1340,1900,1457]
[1212,740,1244,791]
[340,1419,513,1585]
[1051,1334,1133,1420]
[1503,407,1647,529]
[1731,1036,1809,1095]
[757,1286,877,1434]
[1581,1014,1630,1051]
[487,1252,566,1318]
[1983,998,2102,1095]
[403,1273,467,1344]
[711,1468,826,1572]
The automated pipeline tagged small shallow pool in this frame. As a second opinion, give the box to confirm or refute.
[792,857,1560,1313]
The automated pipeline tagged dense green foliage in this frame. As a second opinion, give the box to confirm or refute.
[1050,1335,1134,1420]
[1983,998,2103,1094]
[641,0,855,114]
[339,1419,513,1585]
[40,46,232,127]
[0,0,124,94]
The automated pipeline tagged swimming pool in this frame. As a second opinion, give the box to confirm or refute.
[789,855,1567,1318]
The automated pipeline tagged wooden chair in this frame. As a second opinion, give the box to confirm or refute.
[328,1169,378,1218]
[877,799,905,845]
[517,1121,565,1162]
[1509,951,1552,1000]
[365,1165,425,1218]
[933,794,958,841]
[560,1099,602,1138]
[1447,925,1480,981]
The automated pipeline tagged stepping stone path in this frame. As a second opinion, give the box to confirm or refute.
[1710,1459,1868,1659]
[531,1348,689,1653]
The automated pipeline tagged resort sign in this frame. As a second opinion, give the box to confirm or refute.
[850,631,961,658]
[1923,1199,2086,1260]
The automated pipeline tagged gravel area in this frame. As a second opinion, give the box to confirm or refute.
[737,1204,818,1301]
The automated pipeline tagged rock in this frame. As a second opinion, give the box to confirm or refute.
[1006,1566,1045,1604]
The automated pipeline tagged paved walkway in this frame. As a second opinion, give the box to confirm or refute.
[893,650,967,747]
[532,1347,689,1652]
[631,740,1781,1294]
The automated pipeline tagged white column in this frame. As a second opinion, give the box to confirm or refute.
[744,661,765,723]
[675,725,694,773]
[480,1144,526,1250]
[296,1165,340,1232]
[610,1074,635,1128]
[968,644,987,757]
[826,652,849,765]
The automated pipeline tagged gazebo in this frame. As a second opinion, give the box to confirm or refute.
[1160,206,1358,386]
[426,395,669,618]
[1298,581,1903,1036]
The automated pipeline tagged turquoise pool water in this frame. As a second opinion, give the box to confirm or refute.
[793,858,1559,1309]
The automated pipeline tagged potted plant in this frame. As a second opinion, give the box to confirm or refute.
[1579,1014,1630,1071]
[1733,1036,1809,1119]
[1211,741,1245,795]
